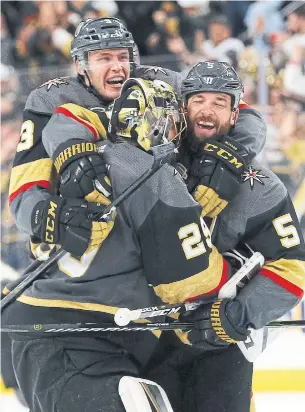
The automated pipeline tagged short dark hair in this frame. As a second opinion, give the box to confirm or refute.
[292,3,305,17]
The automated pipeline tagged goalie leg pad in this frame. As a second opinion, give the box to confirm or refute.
[119,376,174,412]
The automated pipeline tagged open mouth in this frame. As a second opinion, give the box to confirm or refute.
[106,76,125,86]
[196,121,215,131]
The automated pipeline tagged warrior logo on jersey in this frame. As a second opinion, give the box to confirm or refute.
[242,166,268,189]
[38,78,69,91]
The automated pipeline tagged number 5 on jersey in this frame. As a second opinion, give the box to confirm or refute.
[272,213,300,249]
[178,218,212,260]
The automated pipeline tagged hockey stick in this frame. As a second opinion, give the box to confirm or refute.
[114,252,265,326]
[1,320,304,334]
[1,321,192,333]
[1,248,67,312]
[115,250,285,362]
[1,142,177,312]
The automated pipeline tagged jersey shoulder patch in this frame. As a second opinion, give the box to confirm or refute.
[24,77,99,115]
[38,77,70,91]
[25,77,76,114]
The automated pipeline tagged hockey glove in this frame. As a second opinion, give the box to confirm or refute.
[30,236,56,261]
[180,299,250,351]
[53,139,112,205]
[187,137,248,218]
[31,196,115,257]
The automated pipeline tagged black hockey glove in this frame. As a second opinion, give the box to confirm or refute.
[181,299,250,351]
[53,139,112,205]
[187,137,248,218]
[31,195,115,257]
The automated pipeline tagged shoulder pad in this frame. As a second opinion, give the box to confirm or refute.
[25,77,102,114]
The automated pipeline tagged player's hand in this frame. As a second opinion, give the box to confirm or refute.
[53,139,112,205]
[187,136,248,218]
[180,299,250,351]
[31,196,116,257]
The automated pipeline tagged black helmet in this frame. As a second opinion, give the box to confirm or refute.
[71,17,135,66]
[181,61,244,111]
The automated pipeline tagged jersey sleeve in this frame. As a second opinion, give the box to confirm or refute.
[42,103,108,158]
[131,165,230,305]
[9,105,53,235]
[229,100,266,161]
[237,191,305,330]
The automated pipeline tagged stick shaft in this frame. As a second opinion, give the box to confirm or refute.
[1,320,304,334]
[1,322,193,333]
[1,248,66,312]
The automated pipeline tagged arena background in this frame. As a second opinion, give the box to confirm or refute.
[1,1,304,411]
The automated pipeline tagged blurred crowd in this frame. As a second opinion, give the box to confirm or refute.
[1,0,305,273]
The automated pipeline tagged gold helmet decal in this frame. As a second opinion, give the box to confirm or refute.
[109,78,185,151]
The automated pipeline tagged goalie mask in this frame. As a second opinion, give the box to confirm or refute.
[108,78,185,151]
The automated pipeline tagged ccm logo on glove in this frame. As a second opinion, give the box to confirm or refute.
[203,142,245,171]
[45,200,57,242]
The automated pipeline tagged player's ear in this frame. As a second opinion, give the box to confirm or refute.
[76,60,85,76]
[230,108,239,126]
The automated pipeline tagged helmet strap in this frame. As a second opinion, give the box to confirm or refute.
[79,69,111,104]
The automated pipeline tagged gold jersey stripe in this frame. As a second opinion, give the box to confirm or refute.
[59,103,107,139]
[263,258,305,290]
[15,294,161,338]
[9,158,52,196]
[153,246,224,304]
[2,286,10,295]
[174,329,191,345]
[16,294,119,314]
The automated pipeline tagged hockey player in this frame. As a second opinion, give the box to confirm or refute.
[16,68,305,412]
[4,78,239,412]
[8,17,266,254]
[5,14,262,408]
[143,62,305,412]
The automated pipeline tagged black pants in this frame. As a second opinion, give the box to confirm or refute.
[1,332,18,389]
[144,333,253,412]
[11,334,142,412]
[11,332,253,412]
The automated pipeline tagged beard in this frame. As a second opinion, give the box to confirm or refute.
[185,115,232,150]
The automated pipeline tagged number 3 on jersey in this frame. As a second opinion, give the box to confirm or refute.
[17,120,34,152]
[178,218,212,260]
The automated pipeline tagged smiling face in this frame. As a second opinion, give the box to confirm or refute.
[77,48,131,101]
[186,91,238,142]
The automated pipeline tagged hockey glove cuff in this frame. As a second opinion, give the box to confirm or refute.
[31,195,115,256]
[53,139,99,174]
[53,139,112,205]
[180,299,250,351]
